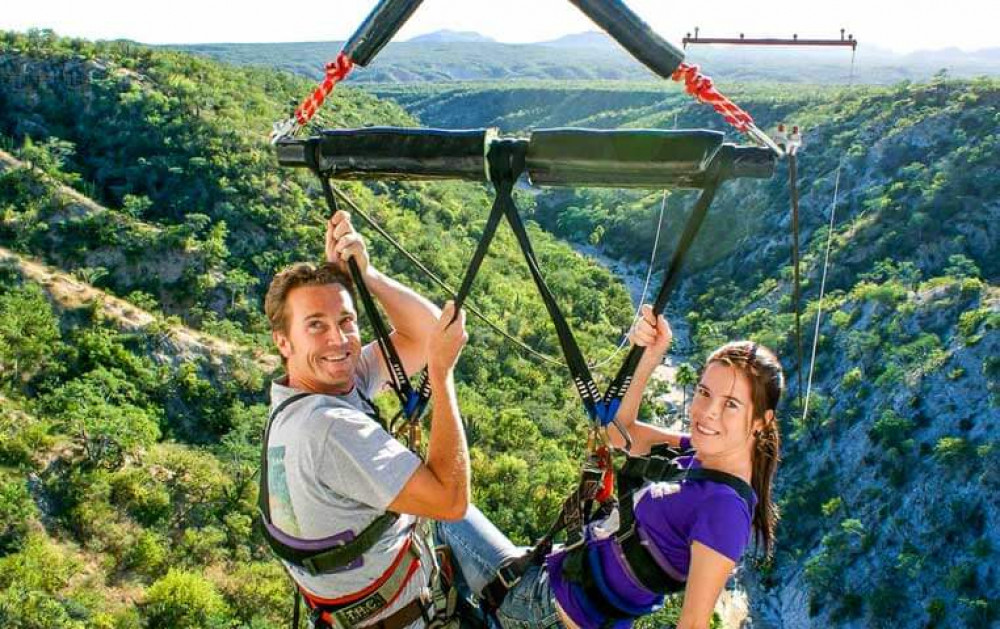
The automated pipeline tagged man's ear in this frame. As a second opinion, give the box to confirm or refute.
[273,330,292,360]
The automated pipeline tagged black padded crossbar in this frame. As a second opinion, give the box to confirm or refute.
[526,129,774,188]
[342,0,425,67]
[568,0,685,79]
[275,127,496,181]
[275,127,775,187]
[527,129,720,188]
[716,145,775,181]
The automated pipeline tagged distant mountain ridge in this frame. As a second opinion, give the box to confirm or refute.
[538,31,617,48]
[167,32,1000,84]
[407,29,495,43]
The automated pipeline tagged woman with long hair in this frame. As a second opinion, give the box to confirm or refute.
[437,305,783,629]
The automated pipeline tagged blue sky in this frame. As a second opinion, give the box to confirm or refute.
[3,0,995,52]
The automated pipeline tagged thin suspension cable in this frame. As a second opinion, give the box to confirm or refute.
[328,184,567,367]
[802,48,857,423]
[589,189,668,369]
[789,151,804,412]
[331,184,676,374]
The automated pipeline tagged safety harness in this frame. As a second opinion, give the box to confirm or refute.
[258,231,460,627]
[265,8,778,626]
[275,129,764,627]
[481,445,753,625]
[259,390,457,629]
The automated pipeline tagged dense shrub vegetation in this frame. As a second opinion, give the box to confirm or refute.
[1,29,997,628]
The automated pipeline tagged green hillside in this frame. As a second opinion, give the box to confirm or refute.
[1,28,998,629]
[0,30,644,627]
[374,78,1000,627]
[167,38,1000,85]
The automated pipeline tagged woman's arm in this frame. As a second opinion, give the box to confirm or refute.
[607,305,687,454]
[675,541,736,629]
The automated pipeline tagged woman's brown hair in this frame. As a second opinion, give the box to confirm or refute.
[706,341,784,557]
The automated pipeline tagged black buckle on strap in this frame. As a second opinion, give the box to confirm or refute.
[644,456,669,479]
[496,562,522,590]
[302,557,320,577]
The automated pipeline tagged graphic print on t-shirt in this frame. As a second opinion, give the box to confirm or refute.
[268,445,302,537]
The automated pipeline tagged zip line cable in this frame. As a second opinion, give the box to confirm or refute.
[327,184,565,367]
[589,189,668,369]
[801,48,857,424]
[789,146,804,412]
[329,183,666,372]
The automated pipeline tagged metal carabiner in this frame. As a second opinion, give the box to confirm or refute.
[745,122,786,158]
[270,117,300,145]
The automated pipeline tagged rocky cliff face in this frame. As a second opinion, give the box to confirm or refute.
[398,77,1000,627]
[3,33,997,627]
[700,89,1000,629]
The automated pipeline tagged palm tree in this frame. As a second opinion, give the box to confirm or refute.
[675,362,698,428]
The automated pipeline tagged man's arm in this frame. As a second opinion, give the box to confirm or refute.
[327,211,440,378]
[387,302,470,520]
[608,305,686,454]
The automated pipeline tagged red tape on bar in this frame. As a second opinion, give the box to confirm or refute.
[671,62,754,132]
[294,52,356,128]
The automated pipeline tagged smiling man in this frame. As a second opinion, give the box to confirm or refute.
[261,210,470,628]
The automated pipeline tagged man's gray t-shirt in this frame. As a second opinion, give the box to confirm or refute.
[267,342,431,627]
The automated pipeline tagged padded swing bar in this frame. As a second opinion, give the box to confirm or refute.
[275,127,499,182]
[527,128,720,188]
[275,127,775,187]
[527,128,772,188]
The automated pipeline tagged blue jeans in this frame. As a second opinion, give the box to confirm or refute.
[435,506,565,628]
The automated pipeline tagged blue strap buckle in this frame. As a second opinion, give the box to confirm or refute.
[403,390,425,420]
[586,399,632,452]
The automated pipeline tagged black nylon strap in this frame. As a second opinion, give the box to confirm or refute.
[685,468,755,507]
[619,532,686,594]
[317,175,415,412]
[399,143,517,417]
[490,159,723,427]
[259,392,313,521]
[453,141,515,310]
[616,453,688,535]
[493,143,603,415]
[404,143,528,417]
[347,254,414,409]
[559,547,635,625]
[299,513,399,575]
[402,145,519,419]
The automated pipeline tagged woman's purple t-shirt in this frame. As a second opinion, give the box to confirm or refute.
[547,438,757,629]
